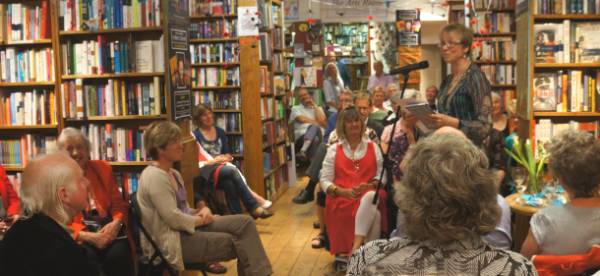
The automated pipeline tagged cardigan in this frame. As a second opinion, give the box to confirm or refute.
[1,213,101,276]
[0,165,20,217]
[137,165,197,271]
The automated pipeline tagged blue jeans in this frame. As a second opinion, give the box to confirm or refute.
[216,165,258,214]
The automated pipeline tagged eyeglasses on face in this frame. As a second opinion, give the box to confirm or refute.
[438,41,462,49]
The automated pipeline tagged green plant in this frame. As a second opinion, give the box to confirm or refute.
[505,138,546,194]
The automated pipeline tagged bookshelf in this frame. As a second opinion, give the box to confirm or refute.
[323,22,369,57]
[0,0,60,174]
[516,0,600,156]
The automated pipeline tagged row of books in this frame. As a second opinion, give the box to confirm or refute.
[272,26,284,50]
[190,42,239,64]
[472,0,516,9]
[533,70,599,112]
[190,0,238,16]
[323,23,369,57]
[0,47,54,82]
[480,64,516,85]
[535,0,600,14]
[115,172,140,198]
[264,167,287,200]
[535,119,599,157]
[273,53,286,73]
[262,121,285,148]
[259,66,271,94]
[59,0,161,31]
[193,90,241,110]
[190,20,237,39]
[81,123,147,162]
[0,2,51,42]
[61,77,162,119]
[262,144,286,173]
[472,38,516,62]
[61,37,164,75]
[214,113,241,132]
[261,98,285,120]
[259,33,272,62]
[228,136,243,154]
[535,21,600,64]
[191,67,240,88]
[471,12,514,33]
[0,135,56,167]
[0,90,57,126]
[273,75,289,95]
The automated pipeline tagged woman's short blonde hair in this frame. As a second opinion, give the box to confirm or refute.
[144,121,182,160]
[548,130,600,198]
[394,134,500,243]
[441,23,474,56]
[335,107,364,141]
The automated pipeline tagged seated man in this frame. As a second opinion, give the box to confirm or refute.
[290,87,327,161]
[2,153,102,276]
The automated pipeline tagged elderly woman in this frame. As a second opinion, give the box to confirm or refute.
[323,62,345,113]
[2,153,101,276]
[192,104,273,218]
[56,128,134,276]
[348,134,535,275]
[430,24,492,146]
[0,164,20,235]
[137,121,272,275]
[521,130,600,258]
[321,107,386,259]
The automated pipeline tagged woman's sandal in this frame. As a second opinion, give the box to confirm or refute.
[205,262,227,274]
[311,233,327,249]
[251,207,274,219]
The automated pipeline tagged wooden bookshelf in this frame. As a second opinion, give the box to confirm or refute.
[61,72,164,80]
[191,62,240,67]
[0,81,56,87]
[474,32,516,37]
[59,26,163,36]
[189,38,238,43]
[3,166,24,172]
[189,14,237,20]
[191,86,240,90]
[474,60,517,64]
[64,115,168,122]
[0,39,53,46]
[0,125,58,130]
[534,112,600,117]
[533,14,600,21]
[212,109,241,113]
[534,63,600,69]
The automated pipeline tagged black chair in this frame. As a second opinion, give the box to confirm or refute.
[129,192,208,276]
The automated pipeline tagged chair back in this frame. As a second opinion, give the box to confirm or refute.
[532,245,600,276]
[129,192,177,276]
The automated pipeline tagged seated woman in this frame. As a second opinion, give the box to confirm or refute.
[57,128,134,276]
[191,104,273,218]
[0,164,21,236]
[320,107,386,259]
[2,154,102,276]
[290,87,327,161]
[137,121,272,275]
[348,134,535,275]
[521,130,600,258]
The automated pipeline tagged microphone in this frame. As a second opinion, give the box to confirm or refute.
[389,61,429,75]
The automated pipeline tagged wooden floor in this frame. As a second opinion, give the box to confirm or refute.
[183,177,342,276]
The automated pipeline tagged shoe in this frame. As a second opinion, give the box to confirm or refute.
[251,207,274,219]
[313,221,320,229]
[311,232,327,249]
[292,190,314,204]
[205,263,227,274]
[296,151,308,162]
[262,200,273,209]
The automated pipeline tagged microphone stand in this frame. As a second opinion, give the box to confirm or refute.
[372,71,410,205]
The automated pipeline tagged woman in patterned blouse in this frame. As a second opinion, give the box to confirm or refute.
[429,23,493,146]
[348,134,536,275]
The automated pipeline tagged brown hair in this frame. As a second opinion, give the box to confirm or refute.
[441,23,474,56]
[144,121,182,160]
[335,107,364,141]
[191,104,212,128]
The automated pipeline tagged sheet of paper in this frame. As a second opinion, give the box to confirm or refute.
[237,7,259,37]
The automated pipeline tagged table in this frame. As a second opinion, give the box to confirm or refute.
[506,193,539,252]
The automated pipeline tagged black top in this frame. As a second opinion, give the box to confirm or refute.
[1,213,101,276]
[192,127,230,155]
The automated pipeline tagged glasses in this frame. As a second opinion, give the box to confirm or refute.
[438,41,462,49]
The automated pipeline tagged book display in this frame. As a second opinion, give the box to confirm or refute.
[516,0,600,155]
[323,23,368,57]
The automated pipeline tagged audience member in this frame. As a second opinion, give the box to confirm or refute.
[0,164,20,237]
[425,85,438,111]
[191,104,273,219]
[370,86,390,122]
[521,130,600,258]
[2,154,102,276]
[57,128,134,276]
[137,121,272,274]
[367,61,395,92]
[486,92,510,195]
[321,107,386,258]
[383,84,398,111]
[355,92,384,137]
[323,62,345,113]
[430,24,492,146]
[290,87,327,161]
[349,134,534,275]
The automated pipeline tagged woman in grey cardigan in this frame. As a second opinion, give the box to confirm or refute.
[137,121,272,275]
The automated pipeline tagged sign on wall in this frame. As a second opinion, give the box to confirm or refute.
[167,0,192,120]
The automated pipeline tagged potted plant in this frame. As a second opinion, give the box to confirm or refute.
[505,138,546,194]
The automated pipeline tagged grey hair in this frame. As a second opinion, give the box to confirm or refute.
[20,153,82,224]
[57,127,91,151]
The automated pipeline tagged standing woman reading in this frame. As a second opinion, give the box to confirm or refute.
[430,24,492,146]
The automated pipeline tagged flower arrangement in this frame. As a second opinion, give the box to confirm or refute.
[504,138,546,194]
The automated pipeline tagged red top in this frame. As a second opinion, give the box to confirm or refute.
[68,160,128,239]
[0,164,20,217]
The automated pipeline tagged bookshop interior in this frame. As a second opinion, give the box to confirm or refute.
[1,0,600,275]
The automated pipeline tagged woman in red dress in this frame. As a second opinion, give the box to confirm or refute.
[320,107,386,258]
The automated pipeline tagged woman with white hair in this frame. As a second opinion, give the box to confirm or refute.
[57,127,134,276]
[323,62,345,113]
[2,153,101,276]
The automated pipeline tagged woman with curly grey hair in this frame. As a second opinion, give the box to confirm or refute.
[521,130,600,259]
[348,134,535,275]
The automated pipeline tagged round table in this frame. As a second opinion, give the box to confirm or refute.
[506,193,540,252]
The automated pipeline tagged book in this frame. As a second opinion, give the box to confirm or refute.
[533,73,558,111]
[534,23,564,63]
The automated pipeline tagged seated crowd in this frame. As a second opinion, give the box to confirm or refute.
[0,79,598,276]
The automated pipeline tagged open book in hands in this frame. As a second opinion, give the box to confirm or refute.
[399,101,437,134]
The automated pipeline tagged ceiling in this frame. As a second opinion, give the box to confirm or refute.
[310,0,448,21]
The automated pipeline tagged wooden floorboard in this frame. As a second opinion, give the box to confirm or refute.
[183,177,338,276]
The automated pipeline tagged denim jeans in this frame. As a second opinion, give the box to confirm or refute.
[217,165,258,214]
